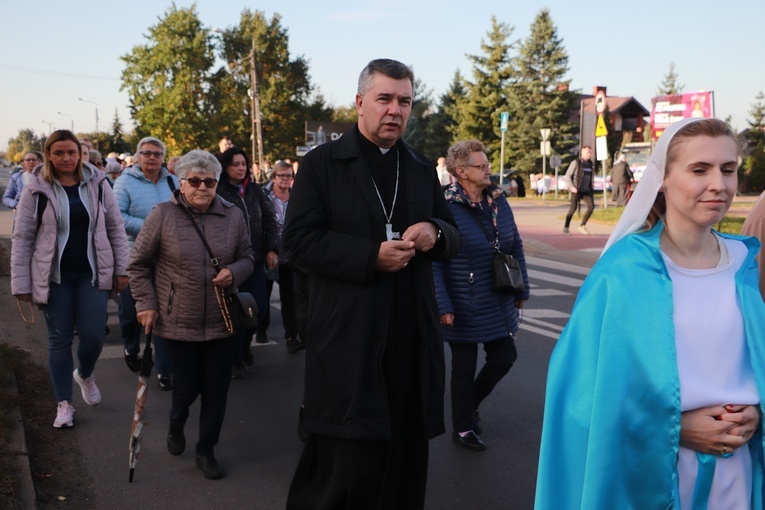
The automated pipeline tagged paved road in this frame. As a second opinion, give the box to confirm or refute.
[0,191,603,510]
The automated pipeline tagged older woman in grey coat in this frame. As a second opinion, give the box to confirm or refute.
[128,150,254,480]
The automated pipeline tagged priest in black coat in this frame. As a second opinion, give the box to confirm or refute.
[283,59,460,510]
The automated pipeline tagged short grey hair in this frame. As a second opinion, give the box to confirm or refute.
[89,150,102,165]
[135,136,166,156]
[175,150,222,180]
[357,59,414,96]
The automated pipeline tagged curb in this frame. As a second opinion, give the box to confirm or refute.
[9,370,37,509]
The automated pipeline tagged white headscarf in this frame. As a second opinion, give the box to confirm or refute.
[602,117,708,254]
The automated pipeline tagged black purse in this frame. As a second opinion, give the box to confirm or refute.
[181,204,258,333]
[468,207,526,295]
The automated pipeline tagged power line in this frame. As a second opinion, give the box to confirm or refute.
[0,63,119,81]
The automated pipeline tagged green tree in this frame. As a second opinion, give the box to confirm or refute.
[107,109,129,155]
[656,61,685,96]
[215,9,313,161]
[121,5,217,154]
[425,70,466,163]
[451,16,517,169]
[331,103,357,123]
[744,91,765,191]
[6,129,45,163]
[403,77,435,157]
[505,9,577,174]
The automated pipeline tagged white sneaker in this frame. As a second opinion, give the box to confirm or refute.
[578,225,590,235]
[73,369,101,406]
[53,401,75,428]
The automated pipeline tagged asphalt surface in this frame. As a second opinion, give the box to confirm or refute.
[0,173,611,509]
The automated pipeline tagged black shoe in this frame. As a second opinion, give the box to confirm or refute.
[243,343,254,366]
[196,454,224,480]
[255,331,268,344]
[286,337,305,354]
[231,364,245,380]
[124,351,141,373]
[474,410,482,435]
[167,428,185,456]
[452,431,486,451]
[158,374,173,391]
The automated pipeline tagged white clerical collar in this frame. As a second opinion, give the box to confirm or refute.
[379,147,391,155]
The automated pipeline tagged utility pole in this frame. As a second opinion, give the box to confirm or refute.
[250,42,264,172]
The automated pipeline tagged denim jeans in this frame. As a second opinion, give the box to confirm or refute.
[42,271,108,403]
[119,285,172,375]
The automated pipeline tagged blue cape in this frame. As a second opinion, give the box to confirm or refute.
[535,222,765,509]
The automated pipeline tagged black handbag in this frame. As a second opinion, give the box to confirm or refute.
[468,207,526,295]
[181,204,258,333]
[492,251,525,294]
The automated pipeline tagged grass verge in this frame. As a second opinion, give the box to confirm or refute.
[590,207,745,234]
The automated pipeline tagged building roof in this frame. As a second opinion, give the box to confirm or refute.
[579,95,650,117]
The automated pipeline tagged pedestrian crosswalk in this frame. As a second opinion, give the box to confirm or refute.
[519,256,590,340]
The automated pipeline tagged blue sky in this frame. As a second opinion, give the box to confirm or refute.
[1,0,763,153]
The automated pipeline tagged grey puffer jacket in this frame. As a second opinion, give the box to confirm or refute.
[127,190,254,341]
[10,164,130,304]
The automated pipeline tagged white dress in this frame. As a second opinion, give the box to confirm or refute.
[664,236,759,509]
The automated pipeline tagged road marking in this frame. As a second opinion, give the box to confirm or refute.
[527,268,583,288]
[519,323,560,340]
[522,316,565,332]
[528,288,571,297]
[523,309,569,320]
[525,256,590,276]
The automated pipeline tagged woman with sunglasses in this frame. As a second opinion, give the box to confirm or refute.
[215,146,278,378]
[128,150,254,480]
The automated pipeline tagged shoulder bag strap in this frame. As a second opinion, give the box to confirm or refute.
[466,208,500,252]
[180,205,221,273]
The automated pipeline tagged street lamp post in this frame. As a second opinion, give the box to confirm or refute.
[57,112,74,132]
[42,121,54,136]
[78,98,99,149]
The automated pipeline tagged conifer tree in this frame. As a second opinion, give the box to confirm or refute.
[505,9,578,175]
[745,92,765,191]
[656,61,685,96]
[451,17,517,169]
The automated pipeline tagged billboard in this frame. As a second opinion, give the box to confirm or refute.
[305,121,355,147]
[650,91,714,140]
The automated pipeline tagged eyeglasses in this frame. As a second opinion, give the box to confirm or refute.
[182,177,218,188]
[464,163,490,171]
[139,150,163,158]
[275,173,294,180]
[23,159,38,162]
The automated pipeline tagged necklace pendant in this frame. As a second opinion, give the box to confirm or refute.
[386,223,400,241]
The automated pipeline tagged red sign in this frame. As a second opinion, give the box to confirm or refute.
[650,91,714,140]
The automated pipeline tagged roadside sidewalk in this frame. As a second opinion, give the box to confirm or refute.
[509,198,612,268]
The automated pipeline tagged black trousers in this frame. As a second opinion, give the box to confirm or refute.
[164,336,234,456]
[449,336,517,433]
[564,192,594,228]
[260,262,299,340]
[286,430,428,510]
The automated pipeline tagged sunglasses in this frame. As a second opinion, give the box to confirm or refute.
[182,177,218,188]
[139,150,163,158]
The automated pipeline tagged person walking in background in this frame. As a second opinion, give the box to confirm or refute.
[282,58,460,510]
[610,152,634,207]
[435,156,453,187]
[4,151,41,211]
[741,189,765,296]
[10,130,130,428]
[215,146,277,376]
[260,161,303,353]
[113,137,178,390]
[536,118,765,509]
[433,140,529,452]
[128,150,254,480]
[562,146,595,235]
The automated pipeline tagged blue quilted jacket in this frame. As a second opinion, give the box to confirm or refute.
[433,184,530,344]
